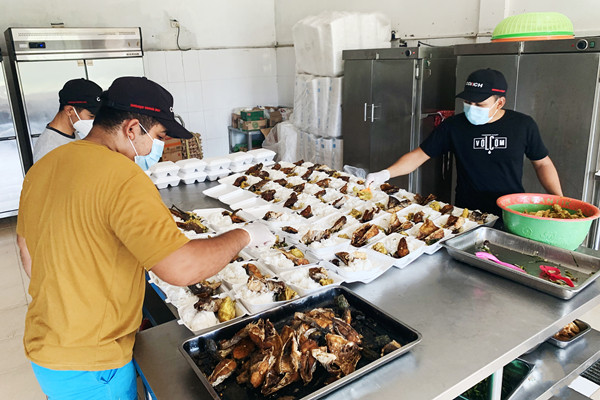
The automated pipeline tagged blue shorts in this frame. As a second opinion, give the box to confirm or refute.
[31,360,137,400]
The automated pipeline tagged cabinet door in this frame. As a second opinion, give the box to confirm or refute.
[342,60,373,171]
[371,59,416,189]
[16,60,87,139]
[455,55,519,112]
[85,58,145,90]
[517,53,600,202]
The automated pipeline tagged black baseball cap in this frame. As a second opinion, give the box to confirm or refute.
[101,76,192,139]
[59,78,103,114]
[456,69,508,103]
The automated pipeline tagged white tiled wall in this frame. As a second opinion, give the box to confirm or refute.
[276,46,296,107]
[143,48,279,158]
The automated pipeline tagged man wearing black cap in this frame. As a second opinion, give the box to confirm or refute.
[366,68,562,215]
[16,76,274,399]
[33,78,102,163]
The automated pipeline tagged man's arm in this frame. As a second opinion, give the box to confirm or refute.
[150,228,250,286]
[387,147,431,178]
[531,156,563,196]
[16,234,32,278]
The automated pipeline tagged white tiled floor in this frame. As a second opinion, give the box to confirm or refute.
[0,216,44,399]
[2,214,600,399]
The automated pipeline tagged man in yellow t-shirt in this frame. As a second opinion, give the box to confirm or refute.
[16,76,275,400]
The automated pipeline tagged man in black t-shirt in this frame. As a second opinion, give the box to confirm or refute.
[365,68,563,216]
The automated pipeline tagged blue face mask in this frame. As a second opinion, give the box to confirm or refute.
[464,99,499,126]
[129,123,164,170]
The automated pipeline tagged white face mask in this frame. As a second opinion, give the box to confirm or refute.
[69,108,94,138]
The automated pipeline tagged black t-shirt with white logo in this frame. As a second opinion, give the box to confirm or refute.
[420,110,548,215]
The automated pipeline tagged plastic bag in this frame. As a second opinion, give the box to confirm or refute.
[343,165,366,179]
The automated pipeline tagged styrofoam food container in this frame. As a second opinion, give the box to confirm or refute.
[177,290,248,335]
[369,233,426,269]
[207,168,231,181]
[233,281,298,314]
[149,161,180,178]
[151,175,181,189]
[230,164,250,174]
[218,189,256,206]
[178,170,207,184]
[144,170,152,177]
[217,260,275,288]
[202,183,238,199]
[278,264,344,296]
[203,157,231,171]
[175,158,206,174]
[229,197,270,211]
[225,152,254,167]
[247,148,276,163]
[324,248,396,284]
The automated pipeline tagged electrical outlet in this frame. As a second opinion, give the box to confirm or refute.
[170,19,180,28]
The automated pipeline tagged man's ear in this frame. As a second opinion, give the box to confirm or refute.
[122,119,140,140]
[498,96,507,109]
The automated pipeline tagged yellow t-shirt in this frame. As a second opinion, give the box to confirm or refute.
[16,140,189,370]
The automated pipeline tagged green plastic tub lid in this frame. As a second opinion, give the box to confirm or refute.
[493,12,574,39]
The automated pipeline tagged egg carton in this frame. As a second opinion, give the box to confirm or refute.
[175,158,206,174]
[149,161,180,178]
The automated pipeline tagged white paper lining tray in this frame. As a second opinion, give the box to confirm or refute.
[442,226,600,300]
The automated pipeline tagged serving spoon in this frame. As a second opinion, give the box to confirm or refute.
[475,251,527,273]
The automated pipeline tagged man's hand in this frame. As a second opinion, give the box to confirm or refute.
[239,222,276,248]
[365,169,390,188]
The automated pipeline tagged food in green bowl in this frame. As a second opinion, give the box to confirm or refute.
[497,194,600,250]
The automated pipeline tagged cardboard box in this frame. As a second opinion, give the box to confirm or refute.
[260,127,272,137]
[268,110,282,127]
[241,109,265,121]
[160,138,183,162]
[231,113,241,128]
[238,119,268,131]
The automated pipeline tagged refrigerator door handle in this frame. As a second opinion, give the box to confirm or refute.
[364,103,368,122]
[371,104,379,122]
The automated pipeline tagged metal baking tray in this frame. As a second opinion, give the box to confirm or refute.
[442,226,600,299]
[546,319,591,348]
[180,286,422,400]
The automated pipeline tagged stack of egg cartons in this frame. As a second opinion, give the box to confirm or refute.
[176,158,207,184]
[225,151,255,173]
[247,148,276,165]
[149,161,181,189]
[204,156,232,181]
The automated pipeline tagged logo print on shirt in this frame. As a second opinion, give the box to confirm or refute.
[473,134,507,154]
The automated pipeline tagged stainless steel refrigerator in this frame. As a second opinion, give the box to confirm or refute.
[4,27,145,171]
[454,37,600,246]
[341,46,457,201]
[0,56,24,218]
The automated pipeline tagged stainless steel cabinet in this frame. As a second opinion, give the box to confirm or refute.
[342,47,456,201]
[0,60,24,217]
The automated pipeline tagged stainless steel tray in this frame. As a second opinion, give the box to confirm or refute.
[546,319,591,348]
[442,226,600,299]
[179,286,422,400]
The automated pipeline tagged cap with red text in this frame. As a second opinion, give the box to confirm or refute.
[101,76,192,139]
[59,78,103,114]
[456,68,508,103]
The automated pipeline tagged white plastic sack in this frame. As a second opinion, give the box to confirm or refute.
[316,77,330,136]
[325,77,343,138]
[292,11,391,77]
[321,137,344,170]
[292,74,313,131]
[261,121,301,163]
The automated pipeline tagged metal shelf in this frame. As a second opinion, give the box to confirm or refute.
[228,126,264,152]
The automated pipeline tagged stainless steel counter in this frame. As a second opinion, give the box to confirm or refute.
[134,183,600,400]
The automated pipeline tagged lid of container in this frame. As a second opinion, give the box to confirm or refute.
[175,158,206,168]
[149,161,180,173]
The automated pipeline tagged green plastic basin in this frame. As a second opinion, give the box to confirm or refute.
[497,193,600,250]
[492,12,574,40]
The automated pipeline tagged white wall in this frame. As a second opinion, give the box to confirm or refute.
[0,0,276,53]
[3,0,279,157]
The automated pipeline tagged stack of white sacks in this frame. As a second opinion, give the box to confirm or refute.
[275,12,390,169]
